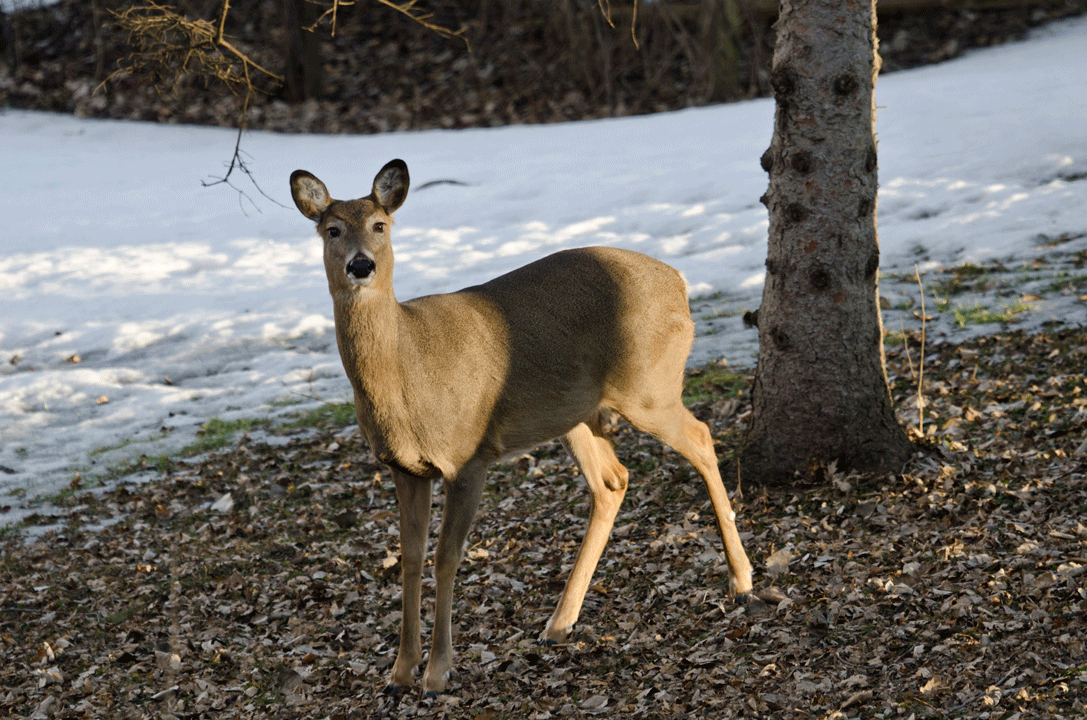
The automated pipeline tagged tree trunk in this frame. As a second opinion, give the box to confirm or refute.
[283,0,322,103]
[739,0,912,485]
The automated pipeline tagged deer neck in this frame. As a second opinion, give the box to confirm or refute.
[332,288,405,403]
[331,288,446,478]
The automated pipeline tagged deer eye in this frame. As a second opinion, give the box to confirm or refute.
[373,222,386,234]
[327,226,341,238]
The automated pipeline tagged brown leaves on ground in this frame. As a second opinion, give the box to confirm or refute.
[1,327,1085,719]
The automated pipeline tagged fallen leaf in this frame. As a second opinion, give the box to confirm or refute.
[582,694,608,711]
[210,493,233,513]
[766,548,792,576]
[920,674,942,697]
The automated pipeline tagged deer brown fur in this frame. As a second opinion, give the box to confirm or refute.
[290,159,753,695]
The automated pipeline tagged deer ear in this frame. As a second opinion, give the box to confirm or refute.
[290,170,332,221]
[372,159,409,214]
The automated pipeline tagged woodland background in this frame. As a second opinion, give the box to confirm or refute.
[3,0,1087,133]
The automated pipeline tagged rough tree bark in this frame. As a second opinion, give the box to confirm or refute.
[739,0,913,485]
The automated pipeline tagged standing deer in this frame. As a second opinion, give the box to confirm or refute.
[290,159,753,695]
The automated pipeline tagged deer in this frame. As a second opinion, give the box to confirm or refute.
[289,159,754,696]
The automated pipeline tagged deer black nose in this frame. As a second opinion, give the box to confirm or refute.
[346,254,376,279]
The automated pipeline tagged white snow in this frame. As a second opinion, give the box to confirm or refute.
[0,0,61,11]
[2,17,1086,521]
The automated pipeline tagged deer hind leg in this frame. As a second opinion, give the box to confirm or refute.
[543,415,630,645]
[422,457,488,695]
[389,471,433,692]
[624,403,753,597]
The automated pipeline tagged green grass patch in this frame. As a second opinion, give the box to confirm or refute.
[930,262,1002,297]
[932,292,952,313]
[701,309,740,321]
[883,329,908,347]
[139,454,174,474]
[0,523,27,540]
[285,402,356,430]
[1040,272,1087,294]
[67,404,349,490]
[683,363,748,405]
[90,437,137,457]
[38,473,106,505]
[891,299,916,311]
[85,453,176,485]
[952,299,1033,328]
[269,395,306,408]
[184,417,269,456]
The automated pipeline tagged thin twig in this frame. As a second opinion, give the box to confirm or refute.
[112,0,465,209]
[595,0,641,48]
[309,0,358,36]
[200,86,285,212]
[597,0,615,27]
[214,0,281,82]
[373,0,468,48]
[901,319,916,382]
[914,264,927,436]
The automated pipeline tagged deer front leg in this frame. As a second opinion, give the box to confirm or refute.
[423,460,488,694]
[544,421,629,644]
[388,471,432,692]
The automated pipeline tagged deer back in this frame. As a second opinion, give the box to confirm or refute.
[374,246,694,473]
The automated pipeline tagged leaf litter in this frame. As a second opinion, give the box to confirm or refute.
[1,327,1085,719]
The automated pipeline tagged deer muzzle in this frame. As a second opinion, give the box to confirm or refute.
[346,253,377,282]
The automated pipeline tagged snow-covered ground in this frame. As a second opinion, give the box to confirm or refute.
[2,17,1086,523]
[0,0,61,10]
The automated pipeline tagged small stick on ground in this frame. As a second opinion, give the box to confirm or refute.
[914,264,927,436]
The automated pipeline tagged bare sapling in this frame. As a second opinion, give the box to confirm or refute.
[290,159,754,695]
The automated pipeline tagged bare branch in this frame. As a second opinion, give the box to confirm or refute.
[200,86,285,214]
[372,0,468,47]
[112,0,466,208]
[597,0,615,27]
[595,0,641,49]
[307,0,357,37]
[110,1,281,101]
[216,0,229,42]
